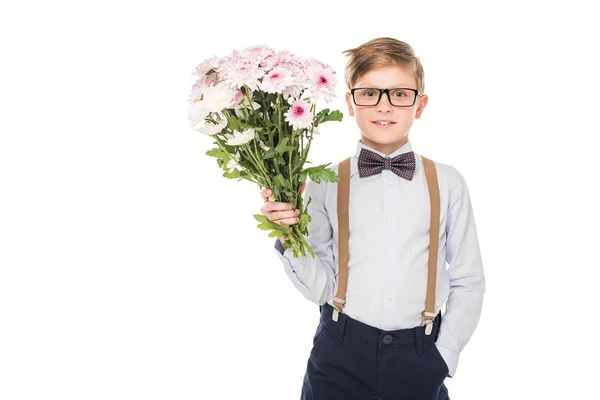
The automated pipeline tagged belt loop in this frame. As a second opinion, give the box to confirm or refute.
[415,326,424,355]
[336,313,347,342]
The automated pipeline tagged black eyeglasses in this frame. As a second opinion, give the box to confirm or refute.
[350,88,420,107]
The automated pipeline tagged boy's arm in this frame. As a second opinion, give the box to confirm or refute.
[436,166,486,378]
[273,177,337,305]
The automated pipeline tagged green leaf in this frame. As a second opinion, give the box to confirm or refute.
[268,230,286,239]
[275,137,294,153]
[253,214,274,230]
[275,155,287,166]
[237,159,253,170]
[253,214,293,237]
[270,111,279,125]
[301,164,340,183]
[298,212,311,232]
[299,170,308,183]
[275,137,288,153]
[322,110,343,122]
[222,169,240,179]
[205,148,227,158]
[263,149,276,159]
[274,174,287,188]
[314,109,343,127]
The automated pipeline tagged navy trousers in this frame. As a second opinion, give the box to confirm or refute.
[301,303,450,400]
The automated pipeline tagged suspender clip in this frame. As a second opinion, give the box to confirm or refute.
[332,297,346,322]
[332,307,340,322]
[424,320,433,335]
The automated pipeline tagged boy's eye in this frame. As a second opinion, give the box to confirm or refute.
[359,90,376,97]
[391,90,407,97]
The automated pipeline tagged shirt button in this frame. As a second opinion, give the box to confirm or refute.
[388,180,392,187]
[382,334,393,345]
[388,217,392,223]
[388,257,392,262]
[386,294,392,300]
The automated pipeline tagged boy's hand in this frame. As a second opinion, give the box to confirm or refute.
[260,182,306,244]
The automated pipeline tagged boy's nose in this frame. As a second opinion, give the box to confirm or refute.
[376,95,393,111]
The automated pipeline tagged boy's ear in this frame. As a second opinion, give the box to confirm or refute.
[415,94,428,119]
[345,92,355,116]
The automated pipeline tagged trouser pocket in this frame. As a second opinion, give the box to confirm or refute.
[431,342,449,376]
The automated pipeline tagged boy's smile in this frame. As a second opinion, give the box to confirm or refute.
[372,120,396,127]
[345,65,428,155]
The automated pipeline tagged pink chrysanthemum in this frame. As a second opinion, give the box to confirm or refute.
[219,50,265,91]
[285,99,313,130]
[191,56,220,77]
[230,90,244,107]
[239,45,275,66]
[260,50,297,72]
[305,64,337,103]
[259,65,295,94]
[264,61,305,99]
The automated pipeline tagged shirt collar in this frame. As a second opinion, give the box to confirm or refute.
[350,139,414,177]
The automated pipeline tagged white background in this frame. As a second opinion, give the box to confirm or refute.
[1,0,599,399]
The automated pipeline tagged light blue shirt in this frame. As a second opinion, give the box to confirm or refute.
[274,138,485,378]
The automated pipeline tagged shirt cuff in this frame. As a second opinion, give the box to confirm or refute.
[435,343,459,378]
[274,239,285,255]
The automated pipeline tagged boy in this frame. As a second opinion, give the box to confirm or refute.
[260,37,485,399]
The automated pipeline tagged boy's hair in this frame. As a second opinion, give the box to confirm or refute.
[342,37,425,93]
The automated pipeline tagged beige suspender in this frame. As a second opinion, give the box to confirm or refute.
[332,156,350,322]
[332,155,441,335]
[421,155,441,334]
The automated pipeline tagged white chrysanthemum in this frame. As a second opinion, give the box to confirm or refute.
[197,84,239,113]
[255,132,270,151]
[226,152,241,170]
[187,102,209,129]
[225,129,256,146]
[202,85,239,112]
[258,139,270,151]
[195,118,227,136]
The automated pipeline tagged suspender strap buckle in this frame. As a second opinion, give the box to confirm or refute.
[333,297,346,307]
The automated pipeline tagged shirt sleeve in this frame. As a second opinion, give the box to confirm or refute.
[436,166,486,378]
[272,177,337,306]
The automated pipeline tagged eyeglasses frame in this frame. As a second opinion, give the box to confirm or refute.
[349,87,421,107]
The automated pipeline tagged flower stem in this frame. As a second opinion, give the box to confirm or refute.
[293,224,315,258]
[241,143,269,184]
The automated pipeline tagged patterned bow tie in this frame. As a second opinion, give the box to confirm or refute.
[357,148,416,180]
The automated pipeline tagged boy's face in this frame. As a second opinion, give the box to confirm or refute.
[345,64,428,155]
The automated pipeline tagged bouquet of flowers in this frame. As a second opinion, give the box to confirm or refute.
[187,45,343,259]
